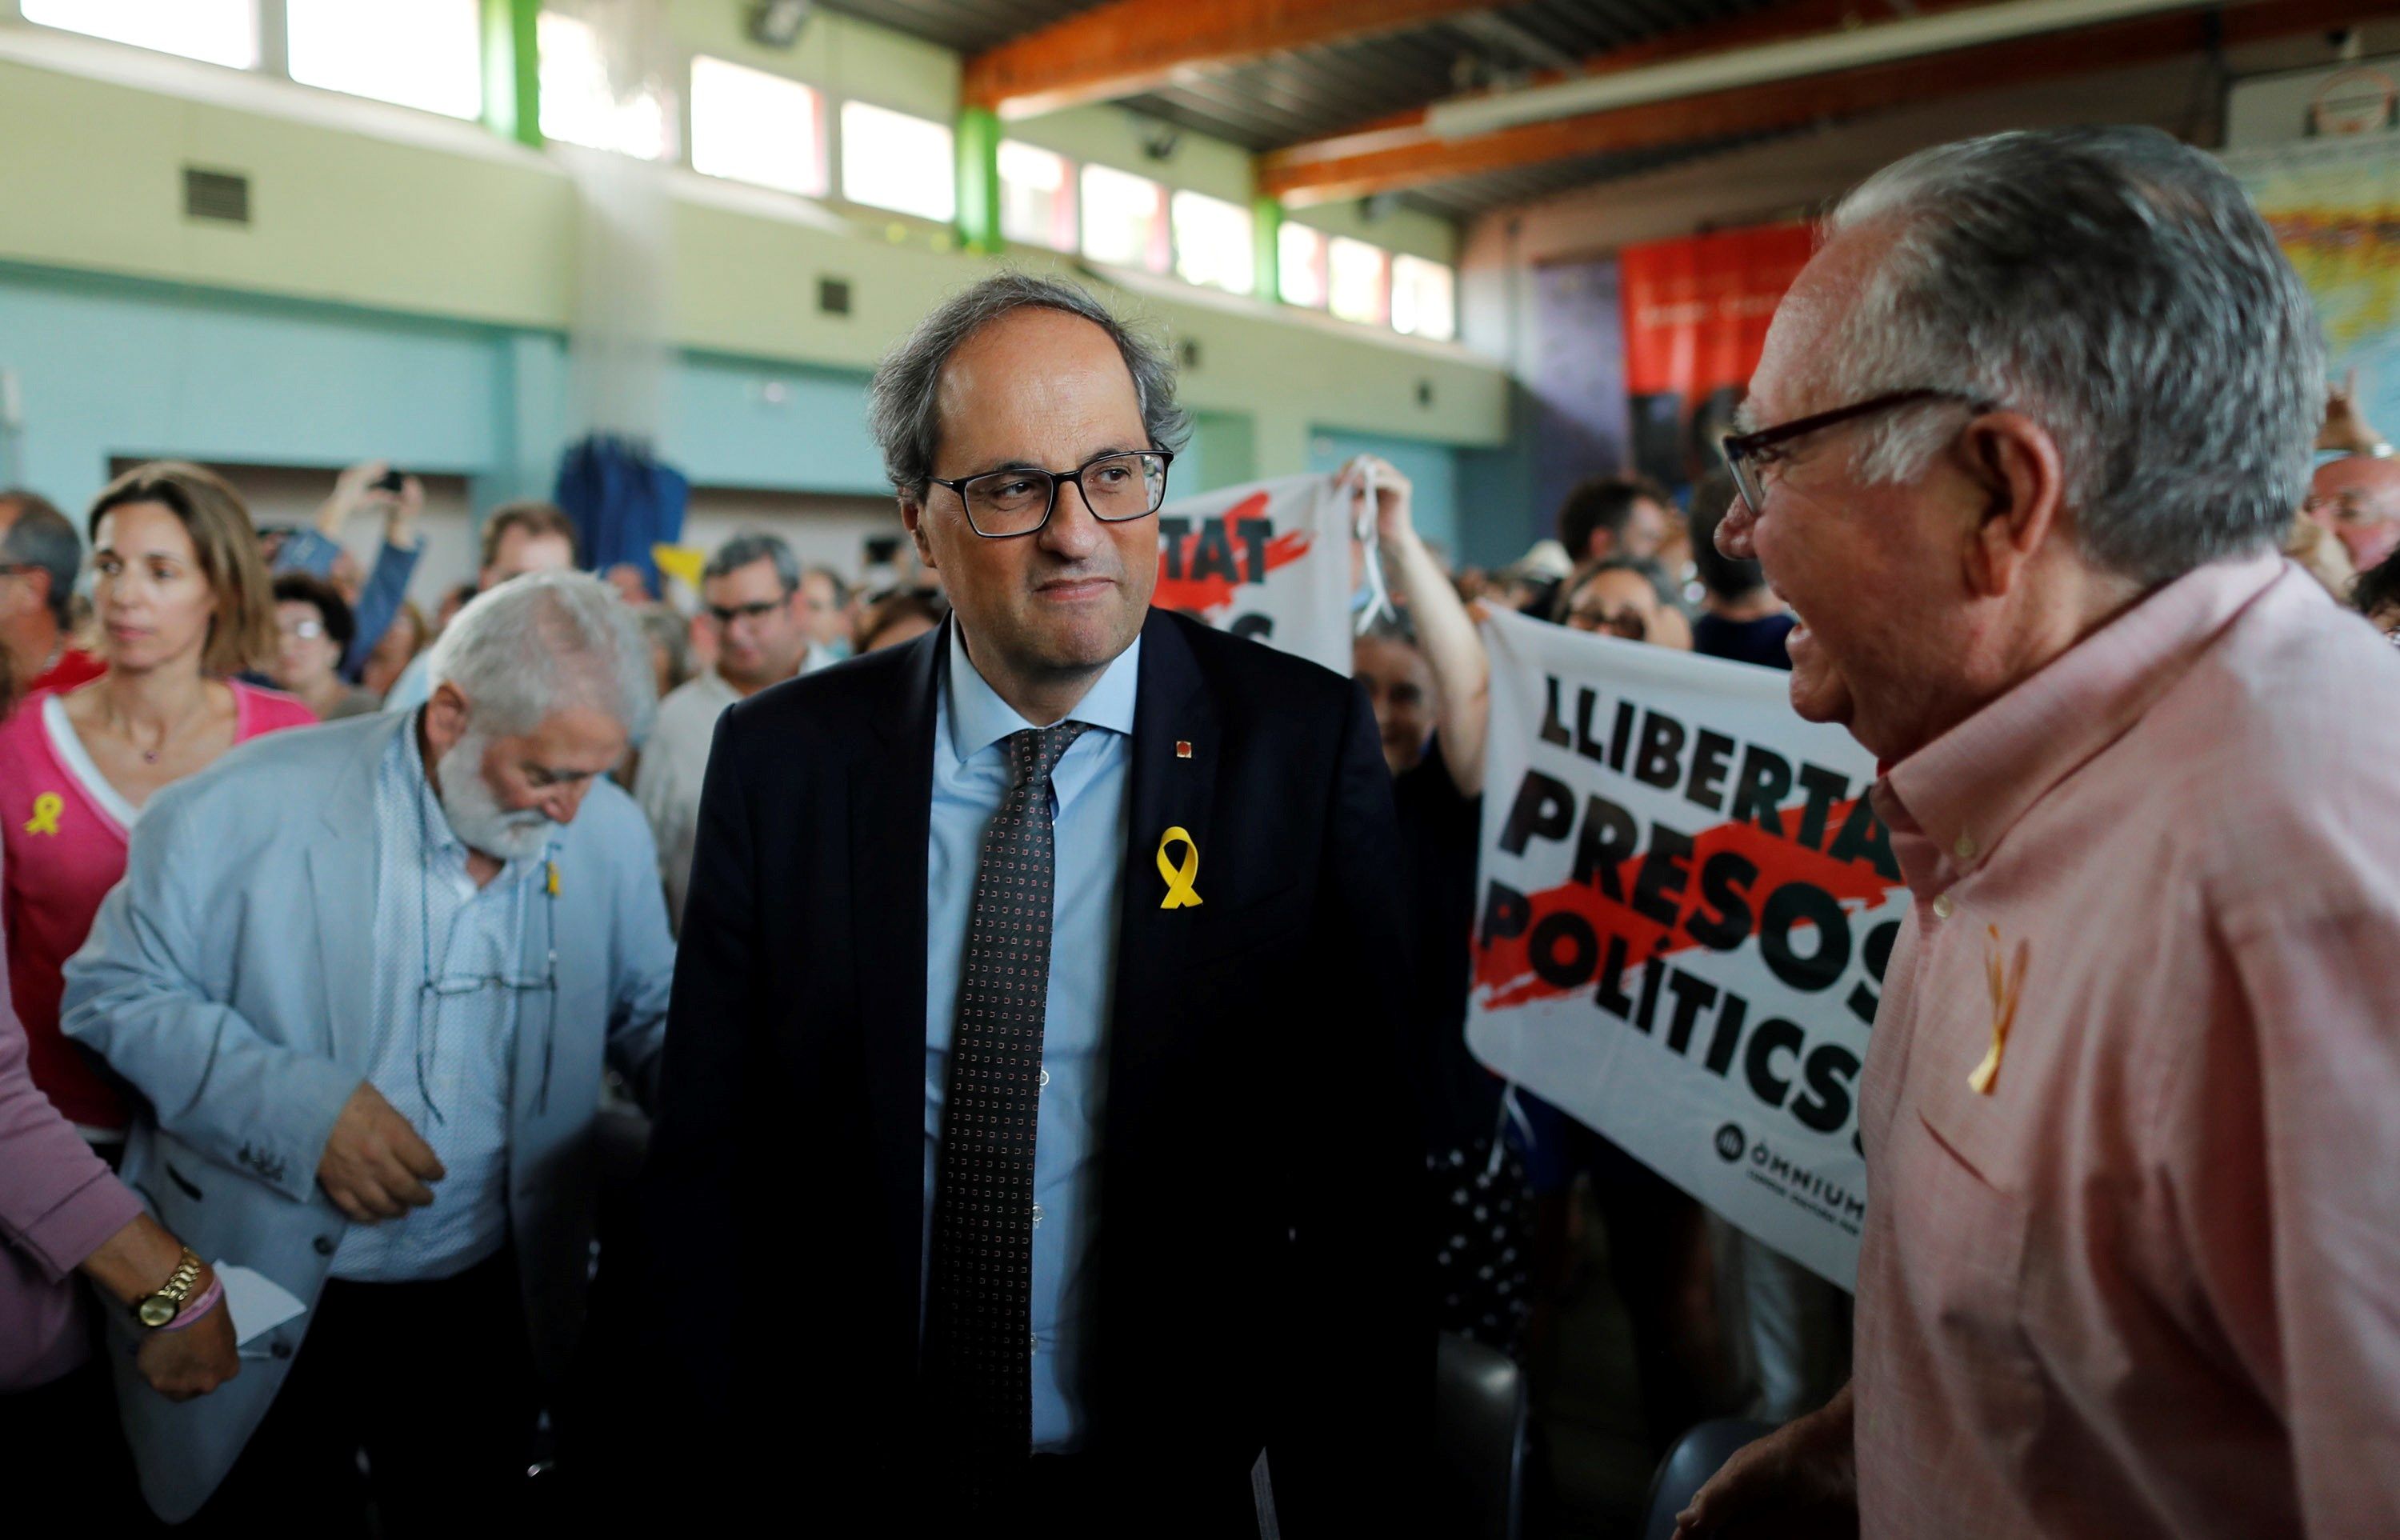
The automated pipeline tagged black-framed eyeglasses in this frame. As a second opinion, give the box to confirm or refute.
[1564,602,1649,641]
[706,598,787,627]
[1718,390,1993,514]
[928,450,1174,539]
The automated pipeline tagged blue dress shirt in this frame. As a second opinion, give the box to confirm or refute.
[925,622,1139,1453]
[334,718,543,1282]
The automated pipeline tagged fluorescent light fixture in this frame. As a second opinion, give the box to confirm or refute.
[1425,0,2260,141]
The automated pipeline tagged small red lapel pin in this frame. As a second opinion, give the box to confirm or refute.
[1174,740,1193,759]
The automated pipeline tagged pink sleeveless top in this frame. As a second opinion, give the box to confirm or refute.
[0,680,317,1131]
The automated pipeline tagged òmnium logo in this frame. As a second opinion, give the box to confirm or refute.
[1739,1130,1867,1235]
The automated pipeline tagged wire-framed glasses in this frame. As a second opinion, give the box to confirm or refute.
[410,791,558,1126]
[1718,389,1993,513]
[927,450,1174,538]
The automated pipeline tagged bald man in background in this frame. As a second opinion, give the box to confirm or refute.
[2306,454,2400,573]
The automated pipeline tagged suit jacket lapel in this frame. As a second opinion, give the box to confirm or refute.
[1106,611,1218,1178]
[307,714,407,1063]
[854,622,941,1311]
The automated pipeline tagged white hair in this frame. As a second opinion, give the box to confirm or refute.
[1820,126,2323,586]
[426,569,657,740]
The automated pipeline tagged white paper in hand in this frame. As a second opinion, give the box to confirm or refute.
[213,1263,306,1346]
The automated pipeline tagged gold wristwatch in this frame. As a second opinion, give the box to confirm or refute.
[135,1248,205,1329]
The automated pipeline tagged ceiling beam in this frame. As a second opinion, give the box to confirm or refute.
[1264,0,1951,178]
[962,0,1497,119]
[1261,0,2395,206]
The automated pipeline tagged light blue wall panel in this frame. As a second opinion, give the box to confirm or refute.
[0,265,895,517]
[666,354,886,496]
[0,263,513,511]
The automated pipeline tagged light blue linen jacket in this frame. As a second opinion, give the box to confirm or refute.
[62,710,674,1522]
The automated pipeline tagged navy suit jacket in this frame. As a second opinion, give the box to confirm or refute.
[626,608,1426,1532]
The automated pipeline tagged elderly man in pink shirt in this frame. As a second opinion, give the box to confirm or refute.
[1678,126,2400,1538]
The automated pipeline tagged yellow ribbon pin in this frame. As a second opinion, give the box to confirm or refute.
[23,792,63,838]
[1968,924,2029,1096]
[1155,826,1203,910]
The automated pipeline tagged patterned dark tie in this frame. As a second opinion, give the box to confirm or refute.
[925,720,1089,1486]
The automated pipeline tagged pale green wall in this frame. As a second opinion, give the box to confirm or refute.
[668,0,961,120]
[0,9,1504,566]
[1287,199,1460,268]
[0,56,570,327]
[1002,104,1257,209]
[0,51,1501,468]
[662,1,1455,264]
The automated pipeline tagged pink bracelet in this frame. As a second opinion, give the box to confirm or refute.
[156,1275,224,1334]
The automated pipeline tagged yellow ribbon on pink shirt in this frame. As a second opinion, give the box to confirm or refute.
[1971,924,2029,1095]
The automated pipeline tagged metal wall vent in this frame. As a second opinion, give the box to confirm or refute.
[183,167,250,224]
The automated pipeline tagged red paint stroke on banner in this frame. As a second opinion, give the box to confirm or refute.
[1475,797,1895,1011]
[1152,490,1312,616]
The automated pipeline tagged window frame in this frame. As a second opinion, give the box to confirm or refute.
[836,97,958,224]
[282,0,486,122]
[688,52,828,199]
[1078,162,1170,275]
[19,0,262,71]
[1327,236,1393,328]
[997,138,1078,253]
[1278,221,1331,310]
[1168,188,1255,296]
[1390,253,1458,342]
[536,9,675,162]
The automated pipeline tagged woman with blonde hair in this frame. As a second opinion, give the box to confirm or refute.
[0,463,315,1152]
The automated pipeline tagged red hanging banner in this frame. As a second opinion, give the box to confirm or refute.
[1619,222,1815,490]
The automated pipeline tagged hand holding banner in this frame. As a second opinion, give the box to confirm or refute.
[1151,472,1369,676]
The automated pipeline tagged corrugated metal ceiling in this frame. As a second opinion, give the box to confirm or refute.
[815,0,1794,218]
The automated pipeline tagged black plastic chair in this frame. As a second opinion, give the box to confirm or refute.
[1431,1332,1530,1540]
[1642,1418,1776,1540]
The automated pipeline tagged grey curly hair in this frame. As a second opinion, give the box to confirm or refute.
[867,271,1191,500]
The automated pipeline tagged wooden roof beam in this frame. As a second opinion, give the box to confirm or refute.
[1261,0,2398,206]
[962,0,1499,120]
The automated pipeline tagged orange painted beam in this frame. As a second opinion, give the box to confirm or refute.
[962,0,1495,118]
[1262,0,2400,205]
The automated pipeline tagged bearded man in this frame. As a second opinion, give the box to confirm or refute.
[63,570,675,1528]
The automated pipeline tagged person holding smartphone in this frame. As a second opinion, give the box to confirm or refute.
[267,459,424,684]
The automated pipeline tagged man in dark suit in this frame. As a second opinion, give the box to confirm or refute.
[632,274,1423,1532]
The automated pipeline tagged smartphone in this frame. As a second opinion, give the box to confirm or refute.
[370,468,406,494]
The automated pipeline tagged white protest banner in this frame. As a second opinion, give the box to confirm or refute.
[1152,473,1356,675]
[1466,610,1907,1287]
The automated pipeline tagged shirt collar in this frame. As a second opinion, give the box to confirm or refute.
[945,618,1141,763]
[1874,551,2288,897]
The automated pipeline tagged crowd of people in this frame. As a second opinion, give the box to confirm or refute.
[1,124,2398,1535]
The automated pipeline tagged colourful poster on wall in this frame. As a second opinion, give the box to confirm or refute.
[1618,222,1815,492]
[2228,133,2400,446]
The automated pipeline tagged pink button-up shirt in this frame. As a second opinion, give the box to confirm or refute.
[1857,552,2400,1538]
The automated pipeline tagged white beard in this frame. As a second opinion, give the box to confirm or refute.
[434,731,554,863]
